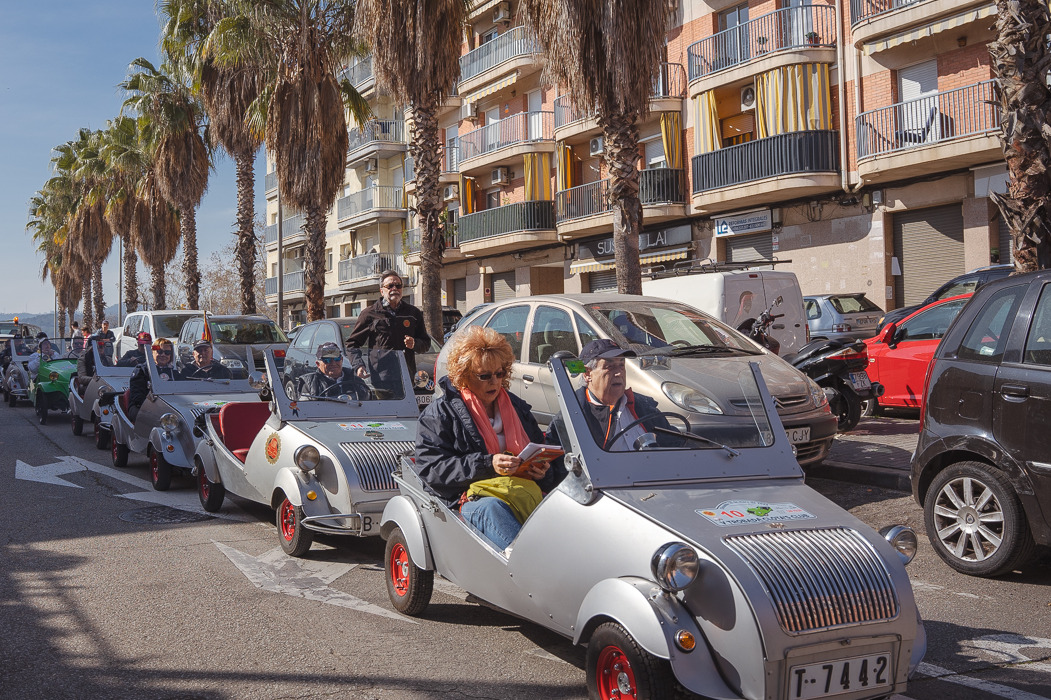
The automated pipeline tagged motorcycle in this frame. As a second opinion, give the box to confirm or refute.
[738,295,784,355]
[786,338,884,433]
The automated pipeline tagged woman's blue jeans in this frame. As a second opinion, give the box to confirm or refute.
[461,497,521,551]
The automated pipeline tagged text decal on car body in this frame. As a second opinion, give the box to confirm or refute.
[697,500,815,526]
[337,422,408,431]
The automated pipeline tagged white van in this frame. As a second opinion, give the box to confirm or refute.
[642,267,808,354]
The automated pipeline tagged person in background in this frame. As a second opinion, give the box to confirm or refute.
[70,321,84,355]
[28,335,61,374]
[414,326,564,552]
[127,340,180,422]
[76,335,113,396]
[295,342,371,400]
[116,332,152,367]
[182,339,232,380]
[97,319,116,344]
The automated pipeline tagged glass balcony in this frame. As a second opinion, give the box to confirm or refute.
[404,227,459,254]
[348,119,406,153]
[264,213,307,247]
[338,252,400,287]
[556,168,686,222]
[691,130,839,193]
[459,26,538,83]
[444,137,460,173]
[347,56,373,89]
[458,201,556,243]
[265,170,278,193]
[459,111,554,161]
[264,270,305,296]
[337,186,406,222]
[687,5,837,81]
[405,155,415,182]
[855,81,996,159]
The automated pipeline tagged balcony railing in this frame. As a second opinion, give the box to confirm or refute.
[459,111,554,161]
[691,130,839,193]
[855,81,997,159]
[348,119,406,152]
[554,64,687,129]
[850,0,926,24]
[458,201,556,243]
[264,213,306,245]
[264,270,305,296]
[405,155,415,182]
[338,252,399,285]
[337,186,406,221]
[460,26,538,82]
[556,168,686,222]
[687,5,837,81]
[404,227,459,254]
[445,138,460,173]
[347,56,373,89]
[265,170,278,193]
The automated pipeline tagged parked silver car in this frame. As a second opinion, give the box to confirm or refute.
[436,294,837,465]
[383,357,925,699]
[804,294,884,342]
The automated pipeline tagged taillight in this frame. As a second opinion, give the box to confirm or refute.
[833,323,852,333]
[826,346,867,361]
[919,358,937,427]
[274,349,286,358]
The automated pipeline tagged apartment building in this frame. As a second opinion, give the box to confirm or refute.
[263,0,1007,326]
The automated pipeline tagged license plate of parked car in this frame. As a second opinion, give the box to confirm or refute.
[789,653,891,699]
[786,426,811,444]
[415,394,432,406]
[848,371,871,390]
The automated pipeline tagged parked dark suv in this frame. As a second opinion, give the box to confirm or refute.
[911,269,1051,577]
[878,264,1013,331]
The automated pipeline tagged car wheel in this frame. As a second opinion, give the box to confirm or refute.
[586,621,673,700]
[861,397,882,417]
[111,437,129,468]
[93,415,111,449]
[924,461,1037,577]
[831,384,862,433]
[284,380,296,399]
[385,527,433,616]
[149,446,172,492]
[71,411,84,436]
[277,496,313,557]
[8,388,17,407]
[197,462,225,512]
[36,393,47,425]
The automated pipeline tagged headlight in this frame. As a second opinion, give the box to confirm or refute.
[294,445,321,472]
[159,413,180,432]
[880,525,918,565]
[651,542,700,592]
[220,358,244,368]
[97,386,106,399]
[49,371,59,381]
[662,382,723,414]
[806,377,828,408]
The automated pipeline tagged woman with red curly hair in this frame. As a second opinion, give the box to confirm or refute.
[414,326,564,552]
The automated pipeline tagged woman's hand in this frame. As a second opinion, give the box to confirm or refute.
[492,453,521,475]
[515,459,551,481]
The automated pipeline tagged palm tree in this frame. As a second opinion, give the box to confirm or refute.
[162,0,264,314]
[211,0,370,322]
[519,0,669,294]
[100,116,148,314]
[990,0,1051,272]
[122,57,211,310]
[354,0,468,339]
[132,171,183,308]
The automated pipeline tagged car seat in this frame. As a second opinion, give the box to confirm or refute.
[218,402,272,463]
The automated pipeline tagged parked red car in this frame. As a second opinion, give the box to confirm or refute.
[863,294,972,411]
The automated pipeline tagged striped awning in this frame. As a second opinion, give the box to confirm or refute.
[462,72,519,109]
[570,246,690,274]
[864,4,995,55]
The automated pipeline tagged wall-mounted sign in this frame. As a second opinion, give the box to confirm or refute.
[580,224,691,259]
[714,209,772,237]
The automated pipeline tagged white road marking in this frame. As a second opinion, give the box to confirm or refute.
[14,457,84,488]
[917,662,1051,700]
[965,634,1051,674]
[526,648,572,665]
[214,541,413,623]
[910,579,995,602]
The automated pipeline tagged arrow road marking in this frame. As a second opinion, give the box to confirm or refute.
[14,457,85,488]
[917,662,1051,700]
[213,541,413,623]
[965,634,1051,674]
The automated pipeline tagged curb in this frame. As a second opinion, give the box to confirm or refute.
[804,459,912,493]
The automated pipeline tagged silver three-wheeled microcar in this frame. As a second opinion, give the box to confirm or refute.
[68,340,134,448]
[382,358,925,700]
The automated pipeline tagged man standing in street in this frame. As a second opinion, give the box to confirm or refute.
[97,319,116,344]
[346,270,429,394]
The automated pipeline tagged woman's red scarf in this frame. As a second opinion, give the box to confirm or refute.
[460,386,530,456]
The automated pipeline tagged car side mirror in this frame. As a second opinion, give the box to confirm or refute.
[248,371,266,390]
[879,323,897,347]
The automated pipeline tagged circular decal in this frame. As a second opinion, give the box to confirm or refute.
[402,319,411,328]
[264,433,281,464]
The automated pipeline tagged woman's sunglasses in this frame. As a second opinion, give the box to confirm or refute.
[475,369,508,382]
[154,349,172,356]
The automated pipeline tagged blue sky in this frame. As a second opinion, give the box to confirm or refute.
[0,2,265,315]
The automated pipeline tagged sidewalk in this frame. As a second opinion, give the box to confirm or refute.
[804,415,919,492]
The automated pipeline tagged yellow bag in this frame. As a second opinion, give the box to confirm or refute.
[466,476,542,524]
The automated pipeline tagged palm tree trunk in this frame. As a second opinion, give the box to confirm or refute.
[235,151,258,314]
[304,204,327,321]
[68,309,76,334]
[991,0,1051,271]
[123,232,139,313]
[598,110,643,294]
[181,207,201,309]
[151,261,167,310]
[57,308,66,339]
[412,98,444,340]
[92,262,105,325]
[82,277,94,331]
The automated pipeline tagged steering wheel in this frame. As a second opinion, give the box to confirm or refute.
[670,340,692,348]
[605,411,692,450]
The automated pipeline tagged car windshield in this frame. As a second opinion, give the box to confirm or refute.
[145,351,255,395]
[278,348,408,404]
[583,301,760,356]
[208,319,287,344]
[154,314,201,337]
[829,295,881,314]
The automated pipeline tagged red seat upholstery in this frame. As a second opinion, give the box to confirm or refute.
[218,402,271,463]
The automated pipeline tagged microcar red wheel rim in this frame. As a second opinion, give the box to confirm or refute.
[199,469,210,499]
[596,645,637,699]
[111,438,118,461]
[279,500,296,541]
[150,450,159,482]
[389,542,410,597]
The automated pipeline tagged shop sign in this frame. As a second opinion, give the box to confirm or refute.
[714,209,772,237]
[580,224,691,259]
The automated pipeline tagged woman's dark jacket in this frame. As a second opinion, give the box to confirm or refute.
[415,376,566,507]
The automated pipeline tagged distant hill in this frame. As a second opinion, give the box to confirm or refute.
[0,304,120,336]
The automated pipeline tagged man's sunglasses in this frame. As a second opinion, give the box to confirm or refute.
[319,356,342,364]
[383,283,403,290]
[475,369,508,382]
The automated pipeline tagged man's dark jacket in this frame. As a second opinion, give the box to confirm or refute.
[414,377,566,508]
[549,387,677,450]
[128,362,180,412]
[296,368,371,401]
[345,298,429,378]
[116,348,145,368]
[182,362,232,380]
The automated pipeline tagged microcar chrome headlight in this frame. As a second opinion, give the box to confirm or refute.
[294,445,321,472]
[159,412,180,432]
[49,371,59,381]
[662,382,723,414]
[806,377,828,408]
[651,542,700,592]
[880,525,918,565]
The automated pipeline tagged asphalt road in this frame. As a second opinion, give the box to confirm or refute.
[1,399,1049,700]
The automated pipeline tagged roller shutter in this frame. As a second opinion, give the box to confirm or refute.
[491,271,516,302]
[892,204,964,306]
[588,269,618,293]
[996,213,1014,264]
[453,278,467,312]
[726,232,773,262]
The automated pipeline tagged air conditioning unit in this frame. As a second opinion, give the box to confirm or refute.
[493,2,511,24]
[589,136,604,157]
[443,184,459,201]
[461,101,480,121]
[741,84,757,111]
[364,158,378,173]
[491,167,510,186]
